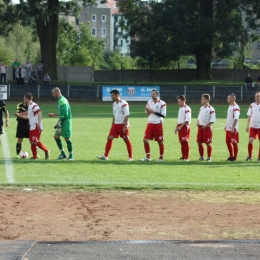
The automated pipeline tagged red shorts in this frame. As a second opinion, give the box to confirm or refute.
[109,124,129,139]
[197,126,212,144]
[249,128,260,139]
[178,124,190,143]
[226,130,239,144]
[29,128,42,143]
[144,123,164,141]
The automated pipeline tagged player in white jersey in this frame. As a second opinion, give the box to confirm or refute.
[174,95,191,161]
[197,93,216,161]
[141,89,166,161]
[15,93,49,159]
[246,91,260,161]
[225,93,240,161]
[97,89,133,161]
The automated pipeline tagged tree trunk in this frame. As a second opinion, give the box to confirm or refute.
[195,0,213,80]
[35,0,59,80]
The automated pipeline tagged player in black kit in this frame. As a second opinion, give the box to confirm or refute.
[0,100,9,144]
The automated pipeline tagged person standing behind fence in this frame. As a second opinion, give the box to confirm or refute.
[15,65,26,85]
[244,74,254,90]
[43,73,51,85]
[30,71,38,85]
[0,62,7,84]
[12,59,20,80]
[24,59,32,83]
[36,61,43,81]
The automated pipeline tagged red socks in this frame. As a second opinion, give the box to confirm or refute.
[198,144,204,157]
[144,142,150,158]
[248,143,253,158]
[227,143,233,158]
[207,145,212,158]
[181,142,189,159]
[159,143,164,159]
[37,142,48,152]
[104,139,113,157]
[125,139,133,159]
[233,143,238,160]
[31,144,37,158]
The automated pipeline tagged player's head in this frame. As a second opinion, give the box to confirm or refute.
[24,93,33,104]
[255,91,260,103]
[110,89,120,101]
[227,93,236,104]
[52,87,61,99]
[151,89,159,101]
[176,95,186,107]
[201,94,210,105]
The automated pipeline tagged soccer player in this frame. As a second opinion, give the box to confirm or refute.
[245,91,260,161]
[197,93,216,161]
[96,89,133,161]
[14,101,29,158]
[48,87,74,161]
[0,100,9,143]
[174,95,191,161]
[141,89,166,161]
[225,93,240,161]
[15,93,49,160]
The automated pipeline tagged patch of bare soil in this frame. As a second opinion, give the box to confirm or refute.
[0,190,259,241]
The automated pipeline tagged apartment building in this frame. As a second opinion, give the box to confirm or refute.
[78,0,130,55]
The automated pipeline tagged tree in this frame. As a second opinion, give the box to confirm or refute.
[118,0,260,80]
[0,0,95,79]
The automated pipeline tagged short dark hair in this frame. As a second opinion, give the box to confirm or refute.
[152,89,159,95]
[201,93,210,101]
[176,95,186,101]
[24,93,33,100]
[228,93,236,99]
[110,89,120,95]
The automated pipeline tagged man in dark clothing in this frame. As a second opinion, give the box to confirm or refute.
[0,100,9,144]
[257,73,260,90]
[245,74,254,90]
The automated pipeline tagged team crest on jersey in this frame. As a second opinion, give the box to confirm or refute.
[127,88,136,96]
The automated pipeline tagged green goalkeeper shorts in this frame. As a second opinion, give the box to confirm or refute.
[55,121,72,138]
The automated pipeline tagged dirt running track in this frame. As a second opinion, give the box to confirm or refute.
[0,190,260,241]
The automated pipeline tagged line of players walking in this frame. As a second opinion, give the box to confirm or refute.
[1,88,260,162]
[97,89,260,162]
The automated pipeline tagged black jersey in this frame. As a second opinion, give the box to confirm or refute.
[0,100,7,123]
[16,102,29,125]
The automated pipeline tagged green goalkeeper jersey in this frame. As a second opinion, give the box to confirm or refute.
[58,96,72,121]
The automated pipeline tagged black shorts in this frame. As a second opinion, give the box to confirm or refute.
[16,123,29,138]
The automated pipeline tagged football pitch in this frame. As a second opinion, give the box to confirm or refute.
[0,102,260,190]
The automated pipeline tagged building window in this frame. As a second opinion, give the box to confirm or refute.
[257,58,260,62]
[247,27,251,34]
[76,18,79,25]
[257,42,260,49]
[91,28,96,36]
[92,14,96,22]
[101,28,106,37]
[101,15,106,22]
[103,43,106,50]
[126,39,130,44]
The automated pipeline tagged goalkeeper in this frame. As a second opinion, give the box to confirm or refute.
[48,87,74,160]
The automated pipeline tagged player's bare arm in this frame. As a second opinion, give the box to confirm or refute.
[177,121,189,132]
[196,120,200,127]
[15,113,28,120]
[48,113,58,117]
[112,115,115,126]
[202,122,213,130]
[37,111,43,130]
[246,116,251,132]
[5,110,9,127]
[231,119,238,133]
[123,115,129,134]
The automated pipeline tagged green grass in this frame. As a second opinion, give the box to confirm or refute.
[0,102,260,190]
[68,80,243,86]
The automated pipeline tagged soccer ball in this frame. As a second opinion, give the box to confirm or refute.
[19,151,29,159]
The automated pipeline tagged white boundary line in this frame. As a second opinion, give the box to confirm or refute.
[1,128,15,183]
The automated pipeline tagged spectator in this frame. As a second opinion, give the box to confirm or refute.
[257,73,260,90]
[23,59,32,83]
[43,73,51,85]
[36,61,44,80]
[12,59,20,80]
[15,65,26,85]
[244,73,254,90]
[30,71,38,85]
[0,62,7,84]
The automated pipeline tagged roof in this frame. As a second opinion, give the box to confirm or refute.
[106,0,121,15]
